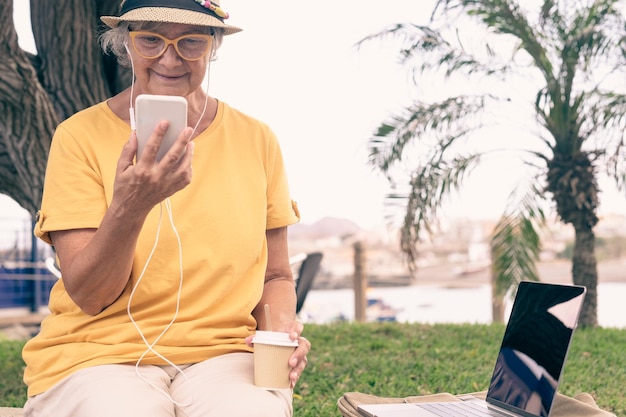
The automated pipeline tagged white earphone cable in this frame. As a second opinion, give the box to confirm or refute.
[124,42,136,131]
[123,36,215,407]
[126,199,191,407]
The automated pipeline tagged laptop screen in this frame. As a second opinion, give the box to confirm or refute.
[486,281,586,417]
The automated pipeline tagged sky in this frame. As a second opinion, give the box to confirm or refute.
[5,0,626,231]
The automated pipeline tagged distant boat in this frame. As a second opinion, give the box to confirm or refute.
[367,297,398,322]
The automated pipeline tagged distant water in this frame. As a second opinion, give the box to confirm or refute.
[299,283,625,329]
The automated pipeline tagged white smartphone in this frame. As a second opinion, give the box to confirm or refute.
[134,94,188,162]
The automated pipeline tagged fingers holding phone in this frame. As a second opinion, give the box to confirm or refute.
[142,120,193,167]
[113,94,194,209]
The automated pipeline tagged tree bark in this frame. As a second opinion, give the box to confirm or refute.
[572,225,598,327]
[0,0,57,215]
[491,285,504,324]
[30,0,110,119]
[0,0,129,215]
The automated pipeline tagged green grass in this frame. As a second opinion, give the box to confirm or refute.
[2,323,625,416]
[0,339,27,407]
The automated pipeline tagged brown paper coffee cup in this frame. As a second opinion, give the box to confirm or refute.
[252,331,298,389]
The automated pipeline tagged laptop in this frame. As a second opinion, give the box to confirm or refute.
[358,281,587,417]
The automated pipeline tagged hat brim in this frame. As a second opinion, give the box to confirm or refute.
[100,7,242,35]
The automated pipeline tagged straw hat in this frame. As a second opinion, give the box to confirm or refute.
[101,0,242,35]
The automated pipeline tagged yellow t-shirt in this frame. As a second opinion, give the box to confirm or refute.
[23,100,300,396]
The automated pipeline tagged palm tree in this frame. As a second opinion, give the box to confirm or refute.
[362,0,626,327]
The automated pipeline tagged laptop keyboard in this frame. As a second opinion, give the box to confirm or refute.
[417,401,512,417]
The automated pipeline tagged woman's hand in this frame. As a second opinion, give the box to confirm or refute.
[114,122,194,217]
[286,320,311,388]
[245,319,311,388]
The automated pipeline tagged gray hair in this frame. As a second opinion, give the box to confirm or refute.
[100,21,224,67]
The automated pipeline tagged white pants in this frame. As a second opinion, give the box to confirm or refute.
[24,353,292,417]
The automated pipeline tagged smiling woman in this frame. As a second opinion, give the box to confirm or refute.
[17,1,312,416]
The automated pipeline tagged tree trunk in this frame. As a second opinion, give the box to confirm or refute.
[30,0,111,119]
[0,0,129,215]
[572,225,598,327]
[491,283,504,323]
[547,151,599,327]
[0,0,57,215]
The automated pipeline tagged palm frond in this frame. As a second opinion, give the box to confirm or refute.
[587,91,626,130]
[368,95,486,174]
[357,22,510,80]
[490,180,546,299]
[389,153,482,273]
[436,0,556,83]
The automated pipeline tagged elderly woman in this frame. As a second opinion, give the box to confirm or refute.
[21,1,310,416]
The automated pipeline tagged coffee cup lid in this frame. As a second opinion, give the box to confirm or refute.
[252,331,299,347]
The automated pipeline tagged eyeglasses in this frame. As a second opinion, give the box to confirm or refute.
[129,31,213,61]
